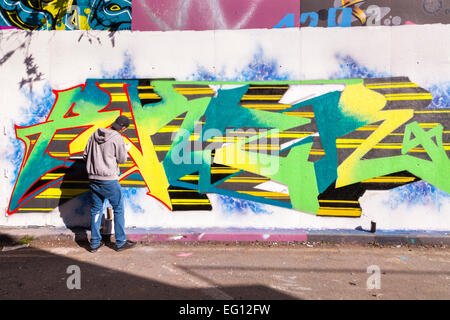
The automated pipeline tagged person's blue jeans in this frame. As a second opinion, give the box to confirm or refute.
[89,179,126,249]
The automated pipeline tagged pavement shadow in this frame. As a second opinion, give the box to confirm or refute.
[0,233,20,247]
[57,161,115,252]
[62,225,116,253]
[0,232,296,300]
[56,160,92,251]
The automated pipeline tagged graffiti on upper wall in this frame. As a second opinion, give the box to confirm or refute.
[2,0,449,31]
[276,0,450,28]
[0,0,131,30]
[8,77,450,217]
[132,0,300,31]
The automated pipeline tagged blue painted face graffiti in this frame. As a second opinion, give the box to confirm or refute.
[0,0,131,30]
[0,0,54,29]
[88,0,131,30]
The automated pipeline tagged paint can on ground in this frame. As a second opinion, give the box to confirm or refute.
[100,207,114,244]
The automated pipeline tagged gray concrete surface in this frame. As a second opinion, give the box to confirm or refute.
[1,226,449,246]
[0,232,449,300]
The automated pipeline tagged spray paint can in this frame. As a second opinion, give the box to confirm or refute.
[370,221,376,233]
[101,207,114,244]
[106,206,113,221]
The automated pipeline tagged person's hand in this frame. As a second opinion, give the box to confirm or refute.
[125,142,132,152]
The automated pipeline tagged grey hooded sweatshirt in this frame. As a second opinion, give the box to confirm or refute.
[83,128,128,180]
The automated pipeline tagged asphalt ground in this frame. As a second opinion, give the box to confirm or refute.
[0,232,449,301]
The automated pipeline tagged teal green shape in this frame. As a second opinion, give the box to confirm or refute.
[287,91,368,193]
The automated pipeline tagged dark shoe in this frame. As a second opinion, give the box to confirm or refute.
[115,240,137,252]
[89,241,104,253]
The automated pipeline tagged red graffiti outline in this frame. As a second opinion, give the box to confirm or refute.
[7,81,125,214]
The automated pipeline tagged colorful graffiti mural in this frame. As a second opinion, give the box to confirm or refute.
[299,0,450,27]
[8,77,450,218]
[0,0,131,30]
[2,0,449,31]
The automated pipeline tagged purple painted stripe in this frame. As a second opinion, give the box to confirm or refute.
[127,233,308,242]
[132,0,300,31]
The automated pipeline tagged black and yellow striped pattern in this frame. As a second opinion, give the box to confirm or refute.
[214,170,292,205]
[150,112,187,162]
[168,186,212,211]
[316,171,421,217]
[239,84,290,112]
[336,77,444,164]
[172,84,215,101]
[137,79,163,105]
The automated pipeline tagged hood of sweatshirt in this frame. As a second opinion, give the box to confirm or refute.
[93,128,119,144]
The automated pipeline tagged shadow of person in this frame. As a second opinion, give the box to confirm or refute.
[1,230,298,300]
[57,160,93,252]
[57,159,119,251]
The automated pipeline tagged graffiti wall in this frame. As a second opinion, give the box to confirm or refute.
[8,78,450,220]
[132,0,450,30]
[299,0,450,27]
[2,0,450,31]
[0,2,449,231]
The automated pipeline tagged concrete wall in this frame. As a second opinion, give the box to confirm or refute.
[0,1,449,231]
